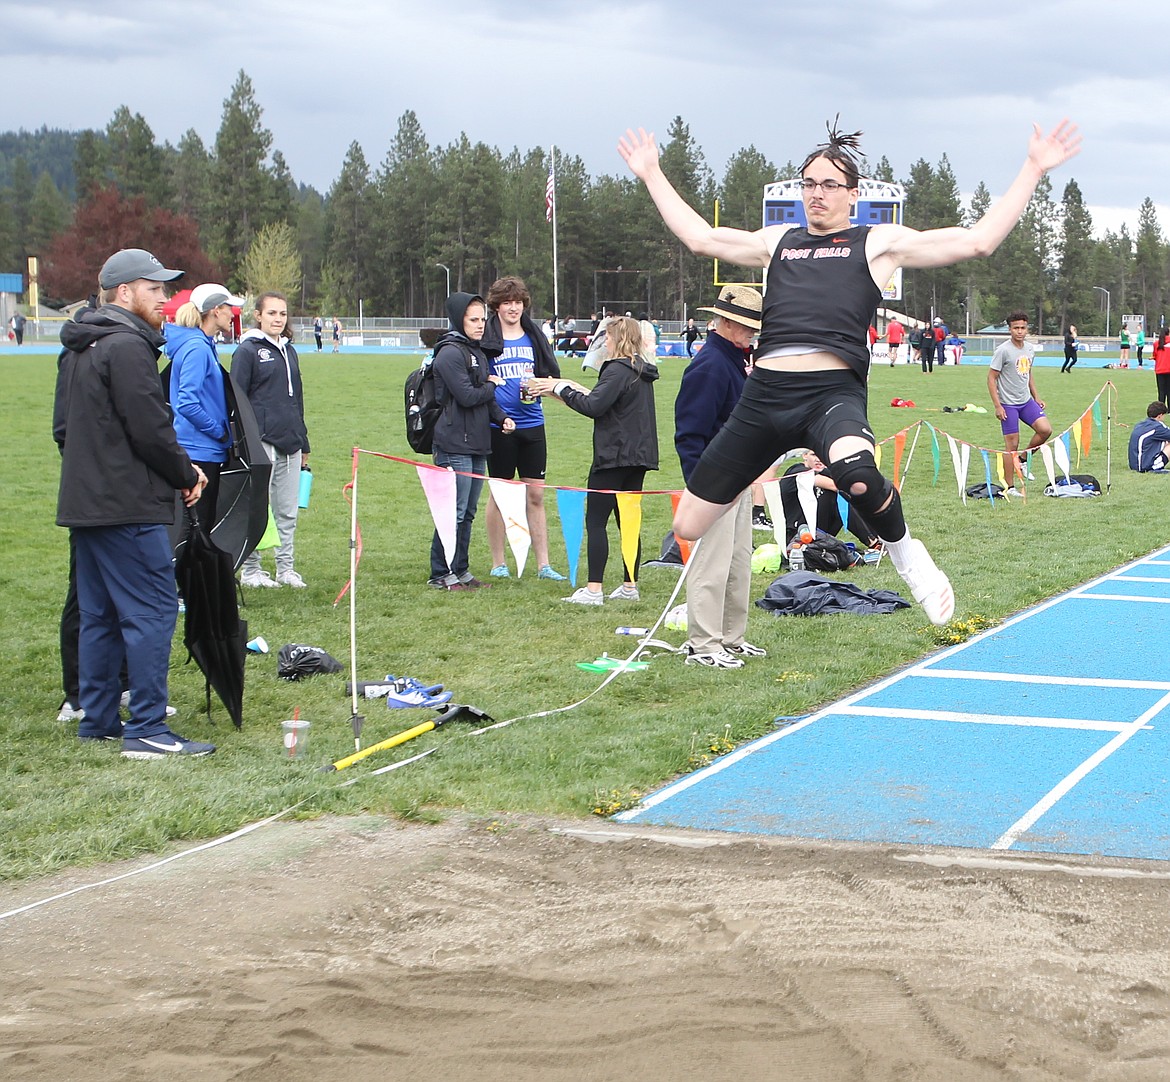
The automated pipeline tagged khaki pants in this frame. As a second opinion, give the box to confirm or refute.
[684,490,753,654]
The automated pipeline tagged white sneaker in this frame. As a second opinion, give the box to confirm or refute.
[562,587,604,606]
[895,539,955,626]
[684,647,745,669]
[608,584,640,601]
[277,570,307,588]
[57,701,85,722]
[725,641,767,658]
[1003,486,1025,498]
[241,569,279,588]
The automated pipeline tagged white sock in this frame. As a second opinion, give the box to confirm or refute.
[882,530,914,572]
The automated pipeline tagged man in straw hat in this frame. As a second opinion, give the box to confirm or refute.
[675,285,768,668]
[620,117,1081,625]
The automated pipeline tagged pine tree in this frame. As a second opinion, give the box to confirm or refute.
[105,107,171,206]
[322,141,373,316]
[240,221,301,303]
[208,71,280,278]
[1134,197,1165,324]
[373,111,435,314]
[1055,179,1096,330]
[26,171,70,254]
[657,116,714,316]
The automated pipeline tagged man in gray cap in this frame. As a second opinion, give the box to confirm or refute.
[54,248,216,758]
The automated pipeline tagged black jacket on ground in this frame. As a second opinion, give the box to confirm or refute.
[55,305,198,528]
[558,356,660,471]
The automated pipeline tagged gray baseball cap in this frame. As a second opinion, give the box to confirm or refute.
[98,248,184,289]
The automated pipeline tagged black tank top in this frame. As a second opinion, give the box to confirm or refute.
[756,225,881,383]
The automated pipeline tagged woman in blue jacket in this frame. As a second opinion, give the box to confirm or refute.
[164,283,242,532]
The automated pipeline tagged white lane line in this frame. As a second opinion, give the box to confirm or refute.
[1077,593,1170,604]
[916,668,1170,690]
[1114,575,1170,583]
[991,688,1170,850]
[832,706,1139,732]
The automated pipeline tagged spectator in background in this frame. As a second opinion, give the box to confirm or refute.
[164,283,244,534]
[428,292,515,591]
[933,318,948,367]
[1136,325,1147,367]
[1061,324,1079,373]
[1153,326,1170,408]
[886,317,904,366]
[683,317,703,356]
[313,315,324,352]
[10,311,27,345]
[674,285,767,668]
[331,316,341,353]
[779,451,881,549]
[54,247,212,758]
[232,292,311,588]
[1128,401,1170,472]
[988,311,1052,494]
[945,330,966,365]
[479,275,566,582]
[528,315,659,606]
[1120,325,1130,365]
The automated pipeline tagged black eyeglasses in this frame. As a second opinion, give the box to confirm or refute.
[800,178,847,193]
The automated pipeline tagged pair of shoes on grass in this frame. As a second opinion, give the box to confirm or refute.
[562,583,640,606]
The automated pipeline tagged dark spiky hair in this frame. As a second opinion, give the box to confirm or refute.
[800,114,864,188]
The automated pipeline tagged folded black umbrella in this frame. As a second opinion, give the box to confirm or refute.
[174,505,246,728]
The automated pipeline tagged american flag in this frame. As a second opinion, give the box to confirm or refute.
[545,161,555,223]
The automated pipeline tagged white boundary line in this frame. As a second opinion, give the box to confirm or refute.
[832,706,1140,733]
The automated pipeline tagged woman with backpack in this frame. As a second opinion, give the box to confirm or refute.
[427,293,515,591]
[527,315,659,605]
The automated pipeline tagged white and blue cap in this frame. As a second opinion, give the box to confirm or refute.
[191,283,245,313]
[99,248,184,289]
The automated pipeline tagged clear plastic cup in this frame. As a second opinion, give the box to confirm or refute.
[281,719,311,759]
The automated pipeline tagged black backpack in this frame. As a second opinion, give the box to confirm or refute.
[405,359,441,454]
[405,344,476,454]
[801,535,859,572]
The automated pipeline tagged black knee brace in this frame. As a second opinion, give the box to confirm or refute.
[829,451,906,541]
[829,452,891,516]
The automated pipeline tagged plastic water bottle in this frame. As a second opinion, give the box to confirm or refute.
[789,544,805,572]
[797,523,814,544]
[615,626,649,637]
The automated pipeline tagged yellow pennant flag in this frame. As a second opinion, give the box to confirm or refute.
[1071,417,1084,462]
[615,491,644,582]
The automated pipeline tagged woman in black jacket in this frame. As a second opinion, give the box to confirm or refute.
[428,293,514,590]
[529,315,659,605]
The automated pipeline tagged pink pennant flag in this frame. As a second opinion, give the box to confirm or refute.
[416,465,457,569]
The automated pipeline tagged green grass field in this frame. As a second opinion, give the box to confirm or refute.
[1,350,1163,881]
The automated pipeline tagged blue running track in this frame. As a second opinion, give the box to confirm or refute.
[617,547,1170,859]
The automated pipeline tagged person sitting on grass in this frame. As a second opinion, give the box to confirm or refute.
[1128,401,1170,473]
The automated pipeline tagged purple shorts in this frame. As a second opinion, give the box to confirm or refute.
[1000,399,1045,435]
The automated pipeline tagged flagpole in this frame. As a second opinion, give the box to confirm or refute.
[549,145,559,321]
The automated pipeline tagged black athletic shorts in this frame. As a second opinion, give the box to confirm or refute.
[688,368,873,505]
[489,424,548,480]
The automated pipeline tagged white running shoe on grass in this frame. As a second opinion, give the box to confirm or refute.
[563,587,604,606]
[608,584,640,601]
[896,539,955,626]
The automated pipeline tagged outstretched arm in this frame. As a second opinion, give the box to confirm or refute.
[618,127,772,268]
[870,120,1082,276]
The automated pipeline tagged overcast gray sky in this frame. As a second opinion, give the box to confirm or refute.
[3,0,1166,236]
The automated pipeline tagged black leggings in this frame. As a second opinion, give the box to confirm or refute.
[586,465,646,583]
[1061,346,1077,372]
[1157,372,1170,410]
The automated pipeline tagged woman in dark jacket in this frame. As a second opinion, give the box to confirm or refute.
[529,315,659,605]
[428,292,514,590]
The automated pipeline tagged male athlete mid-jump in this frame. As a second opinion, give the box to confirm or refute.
[619,119,1080,625]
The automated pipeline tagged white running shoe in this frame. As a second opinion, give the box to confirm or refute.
[57,701,85,722]
[684,647,745,669]
[608,584,640,601]
[725,641,767,658]
[277,570,307,588]
[896,539,955,626]
[241,569,279,588]
[562,587,604,606]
